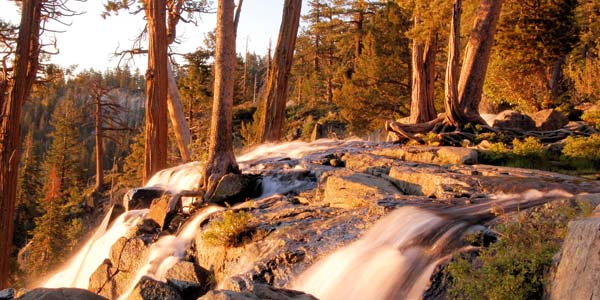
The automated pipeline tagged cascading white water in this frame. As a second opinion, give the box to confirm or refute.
[292,189,575,300]
[291,206,449,300]
[43,209,148,289]
[144,161,203,193]
[118,206,223,300]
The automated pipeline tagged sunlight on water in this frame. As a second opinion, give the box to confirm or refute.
[43,209,148,289]
[117,206,223,300]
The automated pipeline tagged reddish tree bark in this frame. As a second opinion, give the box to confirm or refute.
[457,0,503,124]
[409,16,438,124]
[0,0,42,289]
[444,0,463,127]
[202,0,239,198]
[257,0,302,143]
[142,0,169,184]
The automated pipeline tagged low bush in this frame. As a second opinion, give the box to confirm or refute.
[447,200,594,300]
[201,209,254,247]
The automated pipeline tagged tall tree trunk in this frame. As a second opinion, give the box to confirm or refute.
[233,0,244,37]
[457,0,503,124]
[0,0,41,289]
[409,22,438,124]
[143,0,169,184]
[202,0,239,198]
[257,0,302,143]
[444,0,463,127]
[166,61,192,162]
[94,96,104,193]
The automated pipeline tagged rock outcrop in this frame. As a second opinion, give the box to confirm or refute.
[15,288,107,300]
[531,109,568,131]
[199,284,318,300]
[550,216,600,300]
[492,110,536,131]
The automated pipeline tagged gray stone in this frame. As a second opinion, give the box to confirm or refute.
[492,110,536,131]
[531,109,568,131]
[437,147,478,165]
[148,193,181,229]
[165,261,211,298]
[129,276,182,300]
[198,284,318,300]
[388,166,471,199]
[323,171,401,208]
[16,288,107,300]
[550,217,600,300]
[124,187,169,211]
[210,174,260,204]
[89,237,150,299]
[0,288,14,300]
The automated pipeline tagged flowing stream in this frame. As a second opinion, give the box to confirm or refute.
[38,140,577,300]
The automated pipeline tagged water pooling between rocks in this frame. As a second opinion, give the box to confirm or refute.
[28,139,600,300]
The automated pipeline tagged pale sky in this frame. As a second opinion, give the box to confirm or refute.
[0,0,308,72]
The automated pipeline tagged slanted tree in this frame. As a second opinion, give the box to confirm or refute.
[202,0,240,198]
[0,0,42,289]
[387,0,503,141]
[257,0,303,142]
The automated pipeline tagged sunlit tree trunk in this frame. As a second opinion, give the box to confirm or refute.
[444,0,463,127]
[0,0,41,289]
[409,15,438,124]
[94,93,104,193]
[166,61,191,162]
[202,0,239,198]
[257,0,302,142]
[457,0,503,124]
[143,0,169,184]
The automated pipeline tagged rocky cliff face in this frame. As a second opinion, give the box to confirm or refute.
[11,140,599,300]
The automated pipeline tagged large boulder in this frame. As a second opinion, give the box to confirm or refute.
[0,289,14,300]
[16,288,107,300]
[370,146,477,166]
[124,187,170,211]
[165,261,212,299]
[550,217,600,300]
[531,109,568,131]
[148,193,181,229]
[209,174,261,204]
[322,171,401,208]
[89,237,150,299]
[199,284,318,300]
[129,276,182,300]
[492,110,536,131]
[388,166,472,199]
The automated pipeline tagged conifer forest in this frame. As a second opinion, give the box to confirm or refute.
[1,0,600,299]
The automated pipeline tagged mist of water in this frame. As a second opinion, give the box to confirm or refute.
[43,209,148,289]
[117,206,223,300]
[292,189,574,300]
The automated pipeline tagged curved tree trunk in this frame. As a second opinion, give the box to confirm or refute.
[257,0,302,143]
[0,0,41,289]
[444,0,463,127]
[166,61,192,162]
[202,0,239,199]
[143,0,169,184]
[457,0,503,125]
[94,94,104,193]
[409,15,438,124]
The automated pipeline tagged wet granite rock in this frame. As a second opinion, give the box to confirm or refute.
[165,261,211,299]
[322,170,402,208]
[550,217,600,300]
[198,284,319,300]
[129,276,182,300]
[15,288,107,300]
[124,187,170,211]
[0,289,14,300]
[531,109,568,131]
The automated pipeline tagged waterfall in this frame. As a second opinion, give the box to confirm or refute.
[42,209,148,289]
[291,189,574,300]
[118,206,223,300]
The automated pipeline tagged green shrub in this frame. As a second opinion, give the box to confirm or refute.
[479,142,511,164]
[201,209,254,247]
[562,134,600,161]
[447,201,593,300]
[512,137,546,158]
[475,132,507,144]
[581,110,600,129]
